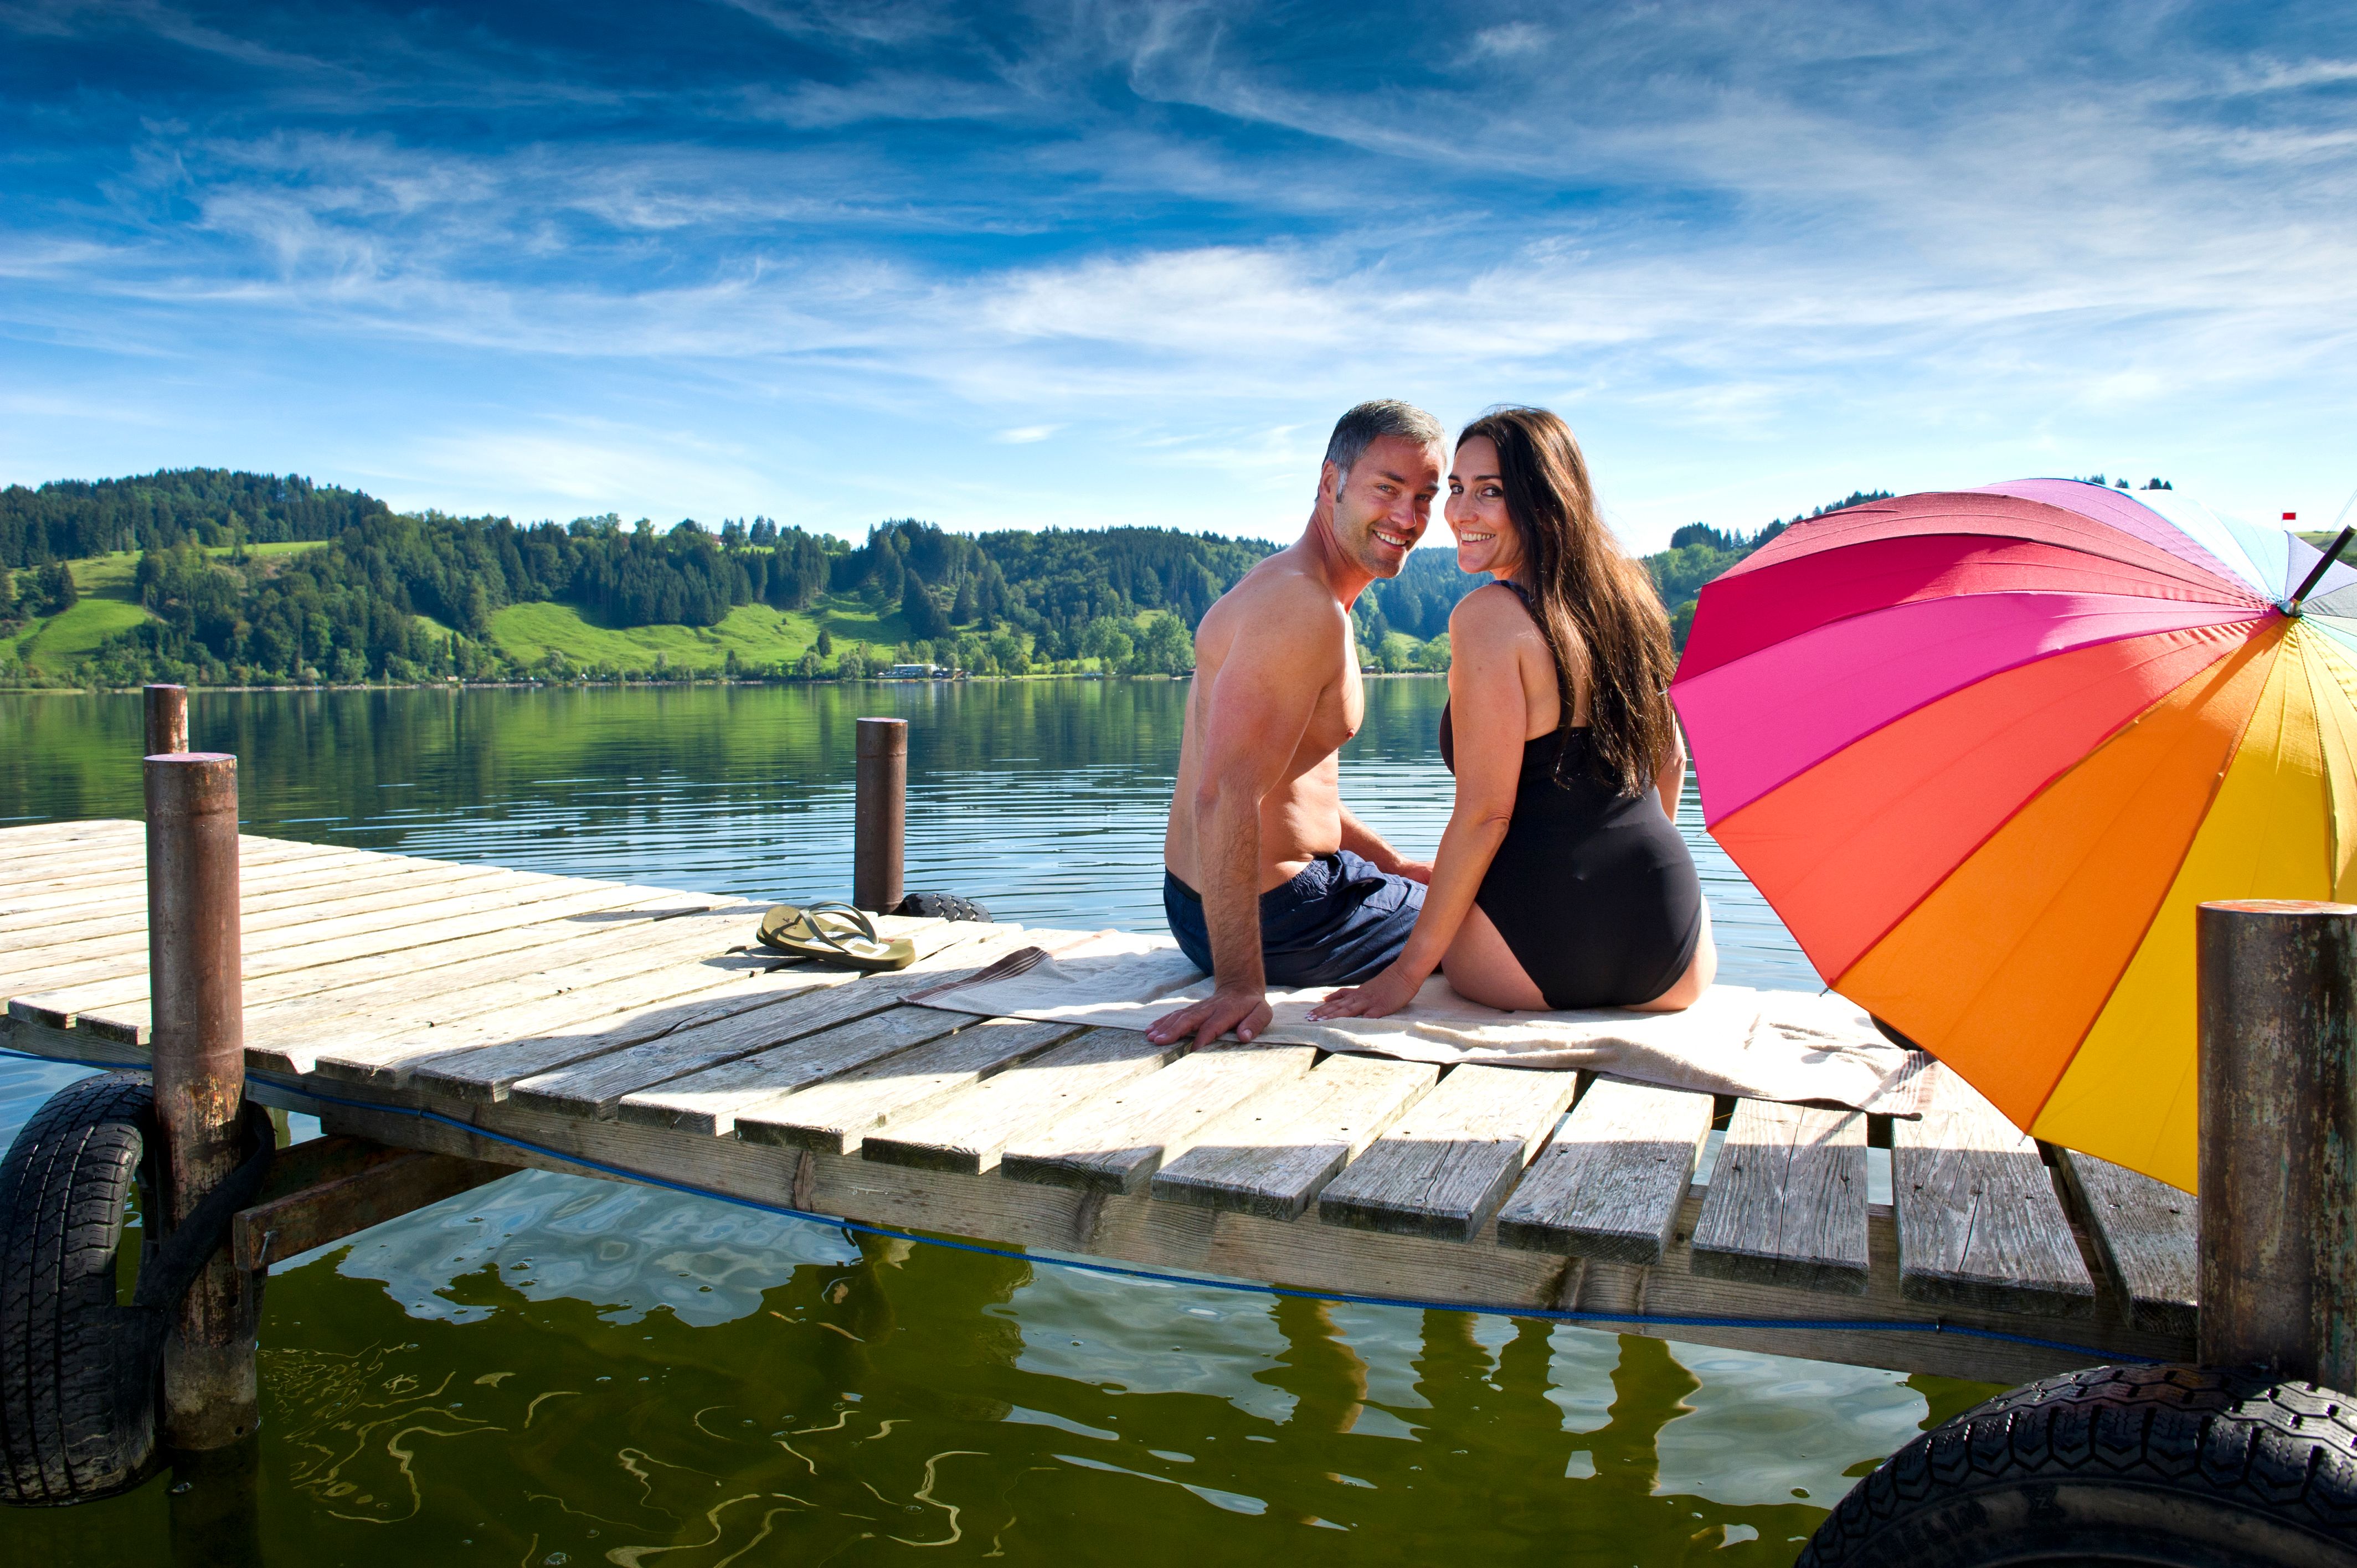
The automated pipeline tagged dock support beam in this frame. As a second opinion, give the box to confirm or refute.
[145,751,259,1451]
[2196,898,2357,1389]
[145,683,188,757]
[855,716,907,913]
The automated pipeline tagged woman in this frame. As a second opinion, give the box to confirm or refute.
[1309,406,1713,1019]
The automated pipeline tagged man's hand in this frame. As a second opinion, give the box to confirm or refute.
[1146,986,1274,1048]
[1393,859,1435,885]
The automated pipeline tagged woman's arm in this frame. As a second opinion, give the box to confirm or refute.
[1655,718,1687,822]
[1309,588,1533,1019]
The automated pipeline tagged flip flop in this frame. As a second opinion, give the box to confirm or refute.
[756,901,917,972]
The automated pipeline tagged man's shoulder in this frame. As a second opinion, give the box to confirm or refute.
[1209,554,1348,633]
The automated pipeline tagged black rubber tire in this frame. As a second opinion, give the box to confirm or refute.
[0,1071,164,1507]
[1799,1363,2357,1566]
[894,891,992,923]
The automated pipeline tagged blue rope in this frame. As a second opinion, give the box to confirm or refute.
[0,1046,2155,1364]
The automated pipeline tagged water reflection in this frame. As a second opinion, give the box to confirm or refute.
[0,684,1962,1566]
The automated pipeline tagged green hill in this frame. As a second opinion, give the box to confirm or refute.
[1,465,1899,687]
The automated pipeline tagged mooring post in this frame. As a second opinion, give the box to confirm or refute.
[145,683,189,757]
[854,716,907,912]
[146,751,259,1450]
[2196,898,2357,1389]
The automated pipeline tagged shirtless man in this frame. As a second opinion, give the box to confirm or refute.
[1148,400,1447,1049]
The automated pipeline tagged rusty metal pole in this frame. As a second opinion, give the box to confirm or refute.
[146,752,259,1450]
[145,684,189,757]
[853,717,906,913]
[2197,898,2357,1389]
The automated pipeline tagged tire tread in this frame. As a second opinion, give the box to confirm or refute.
[1799,1363,2357,1565]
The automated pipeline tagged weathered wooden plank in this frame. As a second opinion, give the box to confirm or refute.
[54,890,734,1043]
[2054,1148,2198,1335]
[1315,1064,1579,1242]
[11,880,681,1028]
[0,864,537,969]
[0,867,594,988]
[0,818,143,853]
[859,1027,1179,1175]
[0,839,388,911]
[1150,1053,1439,1220]
[0,847,410,921]
[0,827,352,879]
[1690,1098,1870,1294]
[734,1017,1084,1155]
[289,1077,2186,1388]
[1893,1070,2095,1318]
[284,912,785,1081]
[1494,1078,1713,1264]
[3,858,513,946]
[230,1140,513,1271]
[608,1004,978,1133]
[502,926,1029,1120]
[998,1043,1318,1194]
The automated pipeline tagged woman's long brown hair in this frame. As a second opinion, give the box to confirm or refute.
[1458,406,1677,798]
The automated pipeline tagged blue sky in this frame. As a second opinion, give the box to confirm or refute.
[3,1,2353,550]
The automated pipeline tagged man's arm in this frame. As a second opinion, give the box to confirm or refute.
[1146,595,1331,1048]
[1336,804,1427,882]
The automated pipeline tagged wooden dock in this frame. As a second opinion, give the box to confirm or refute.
[1,818,2201,1386]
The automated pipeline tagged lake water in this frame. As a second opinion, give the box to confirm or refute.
[0,682,1990,1566]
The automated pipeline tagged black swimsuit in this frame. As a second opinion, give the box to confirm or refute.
[1439,599,1705,1009]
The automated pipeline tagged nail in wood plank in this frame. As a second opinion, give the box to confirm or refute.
[1495,1078,1713,1264]
[1690,1098,1870,1294]
[1315,1064,1579,1242]
[999,1043,1318,1194]
[2054,1147,2198,1335]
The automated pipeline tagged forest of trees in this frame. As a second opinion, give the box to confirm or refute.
[0,468,392,566]
[3,467,1898,687]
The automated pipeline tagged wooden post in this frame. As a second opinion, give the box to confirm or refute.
[854,717,907,913]
[145,684,189,757]
[2196,898,2357,1389]
[145,751,259,1450]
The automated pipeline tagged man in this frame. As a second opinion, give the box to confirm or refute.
[1148,400,1445,1049]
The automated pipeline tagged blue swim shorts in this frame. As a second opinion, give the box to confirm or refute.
[1163,849,1425,989]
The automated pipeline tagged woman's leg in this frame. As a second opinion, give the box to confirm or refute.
[1629,904,1716,1013]
[1438,901,1549,1011]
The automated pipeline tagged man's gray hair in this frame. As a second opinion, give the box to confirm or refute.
[1322,400,1444,489]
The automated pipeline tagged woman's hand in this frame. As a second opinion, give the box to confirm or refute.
[1308,963,1425,1021]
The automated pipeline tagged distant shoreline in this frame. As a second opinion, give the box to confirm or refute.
[1,669,1448,696]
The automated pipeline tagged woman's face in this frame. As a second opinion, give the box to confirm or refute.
[1447,435,1524,579]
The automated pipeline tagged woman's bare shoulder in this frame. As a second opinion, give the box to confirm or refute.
[1448,581,1541,643]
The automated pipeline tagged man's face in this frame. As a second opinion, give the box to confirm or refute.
[1322,434,1442,579]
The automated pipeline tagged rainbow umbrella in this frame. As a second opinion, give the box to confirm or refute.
[1670,481,2357,1191]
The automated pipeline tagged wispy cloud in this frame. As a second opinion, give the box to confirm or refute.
[1,0,2353,540]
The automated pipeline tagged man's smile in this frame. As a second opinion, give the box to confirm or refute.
[1372,528,1413,550]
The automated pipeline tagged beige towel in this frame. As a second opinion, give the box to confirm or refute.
[909,928,1930,1115]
